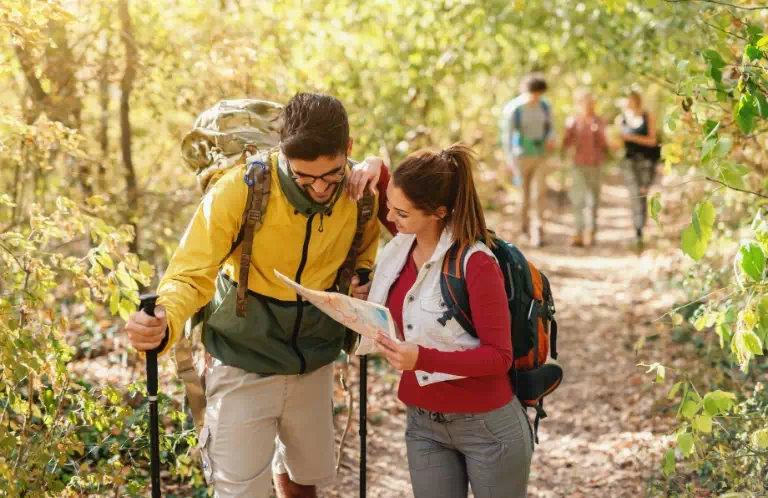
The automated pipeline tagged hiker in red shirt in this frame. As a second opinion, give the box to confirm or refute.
[562,90,611,248]
[356,144,533,498]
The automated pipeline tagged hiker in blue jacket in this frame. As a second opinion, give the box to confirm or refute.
[501,75,556,248]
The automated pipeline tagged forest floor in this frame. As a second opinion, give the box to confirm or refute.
[70,165,695,497]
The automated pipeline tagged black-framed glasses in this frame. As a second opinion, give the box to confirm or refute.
[287,159,347,187]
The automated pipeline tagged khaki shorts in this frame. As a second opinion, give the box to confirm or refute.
[199,360,336,498]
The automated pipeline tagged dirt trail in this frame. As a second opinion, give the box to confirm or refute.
[327,170,683,498]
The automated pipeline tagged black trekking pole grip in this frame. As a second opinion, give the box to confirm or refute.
[139,294,162,498]
[355,269,371,498]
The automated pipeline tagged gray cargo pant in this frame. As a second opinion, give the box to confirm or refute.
[622,156,657,231]
[405,397,533,498]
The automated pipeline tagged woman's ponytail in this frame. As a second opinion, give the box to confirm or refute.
[441,144,492,247]
[393,142,493,247]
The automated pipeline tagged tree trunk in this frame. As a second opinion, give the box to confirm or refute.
[14,18,89,197]
[99,8,112,192]
[119,0,139,254]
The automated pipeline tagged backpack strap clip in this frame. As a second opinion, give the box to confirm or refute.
[236,154,271,317]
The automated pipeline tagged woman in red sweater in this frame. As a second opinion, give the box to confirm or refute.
[365,144,533,498]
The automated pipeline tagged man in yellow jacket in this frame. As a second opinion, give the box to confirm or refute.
[125,93,382,498]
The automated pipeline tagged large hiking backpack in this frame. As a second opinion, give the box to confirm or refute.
[439,235,562,442]
[176,99,374,433]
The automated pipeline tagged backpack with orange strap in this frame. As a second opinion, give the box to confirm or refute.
[439,234,563,442]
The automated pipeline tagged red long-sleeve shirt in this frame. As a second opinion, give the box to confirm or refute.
[385,246,513,413]
[376,165,397,235]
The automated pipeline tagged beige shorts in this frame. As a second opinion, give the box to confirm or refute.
[199,360,336,498]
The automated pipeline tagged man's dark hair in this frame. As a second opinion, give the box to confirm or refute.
[525,75,548,94]
[279,93,349,161]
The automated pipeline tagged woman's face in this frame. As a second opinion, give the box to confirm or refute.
[628,95,642,112]
[385,184,444,235]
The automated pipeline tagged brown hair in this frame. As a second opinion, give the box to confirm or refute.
[392,143,492,247]
[628,91,643,107]
[524,74,548,94]
[279,92,349,160]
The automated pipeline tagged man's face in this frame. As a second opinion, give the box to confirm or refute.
[288,154,348,204]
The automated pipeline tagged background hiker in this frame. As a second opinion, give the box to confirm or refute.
[561,90,611,248]
[615,90,661,247]
[125,92,387,498]
[358,144,534,498]
[501,74,557,247]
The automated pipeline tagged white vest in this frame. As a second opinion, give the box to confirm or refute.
[356,228,496,386]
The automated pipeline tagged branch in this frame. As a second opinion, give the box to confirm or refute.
[0,242,24,270]
[701,20,748,41]
[705,176,768,198]
[666,0,768,10]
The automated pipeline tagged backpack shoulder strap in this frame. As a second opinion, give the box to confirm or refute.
[235,151,272,317]
[513,104,522,131]
[438,242,476,336]
[338,191,376,354]
[541,99,552,139]
[336,191,376,296]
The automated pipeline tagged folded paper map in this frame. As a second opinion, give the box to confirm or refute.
[274,270,399,341]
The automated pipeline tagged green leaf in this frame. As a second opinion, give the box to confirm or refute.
[117,269,139,291]
[662,448,676,477]
[668,381,682,401]
[738,242,765,281]
[747,24,764,41]
[118,299,135,322]
[757,36,768,48]
[703,50,727,82]
[757,93,768,119]
[649,193,663,230]
[702,390,736,416]
[700,137,717,162]
[682,225,706,261]
[720,169,747,190]
[109,292,119,315]
[694,310,718,331]
[699,202,715,231]
[744,44,762,61]
[96,253,114,271]
[677,432,694,457]
[714,137,732,158]
[703,120,719,138]
[736,95,758,134]
[751,428,768,449]
[681,400,700,419]
[693,414,712,434]
[739,330,764,356]
[139,261,153,278]
[685,201,717,253]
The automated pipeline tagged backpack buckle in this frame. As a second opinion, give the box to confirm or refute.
[244,159,267,186]
[437,308,456,327]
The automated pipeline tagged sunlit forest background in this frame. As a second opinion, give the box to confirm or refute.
[2,0,768,497]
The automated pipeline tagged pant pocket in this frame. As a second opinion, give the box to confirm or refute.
[198,425,214,485]
[405,411,433,472]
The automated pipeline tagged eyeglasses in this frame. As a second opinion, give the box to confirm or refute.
[287,159,347,187]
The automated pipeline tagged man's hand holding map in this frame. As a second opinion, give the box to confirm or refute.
[274,270,399,343]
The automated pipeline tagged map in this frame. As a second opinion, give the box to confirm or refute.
[274,270,398,341]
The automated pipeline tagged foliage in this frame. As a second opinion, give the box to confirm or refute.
[0,115,203,495]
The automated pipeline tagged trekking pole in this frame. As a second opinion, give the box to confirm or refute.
[356,270,371,498]
[139,294,162,498]
[359,353,367,498]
